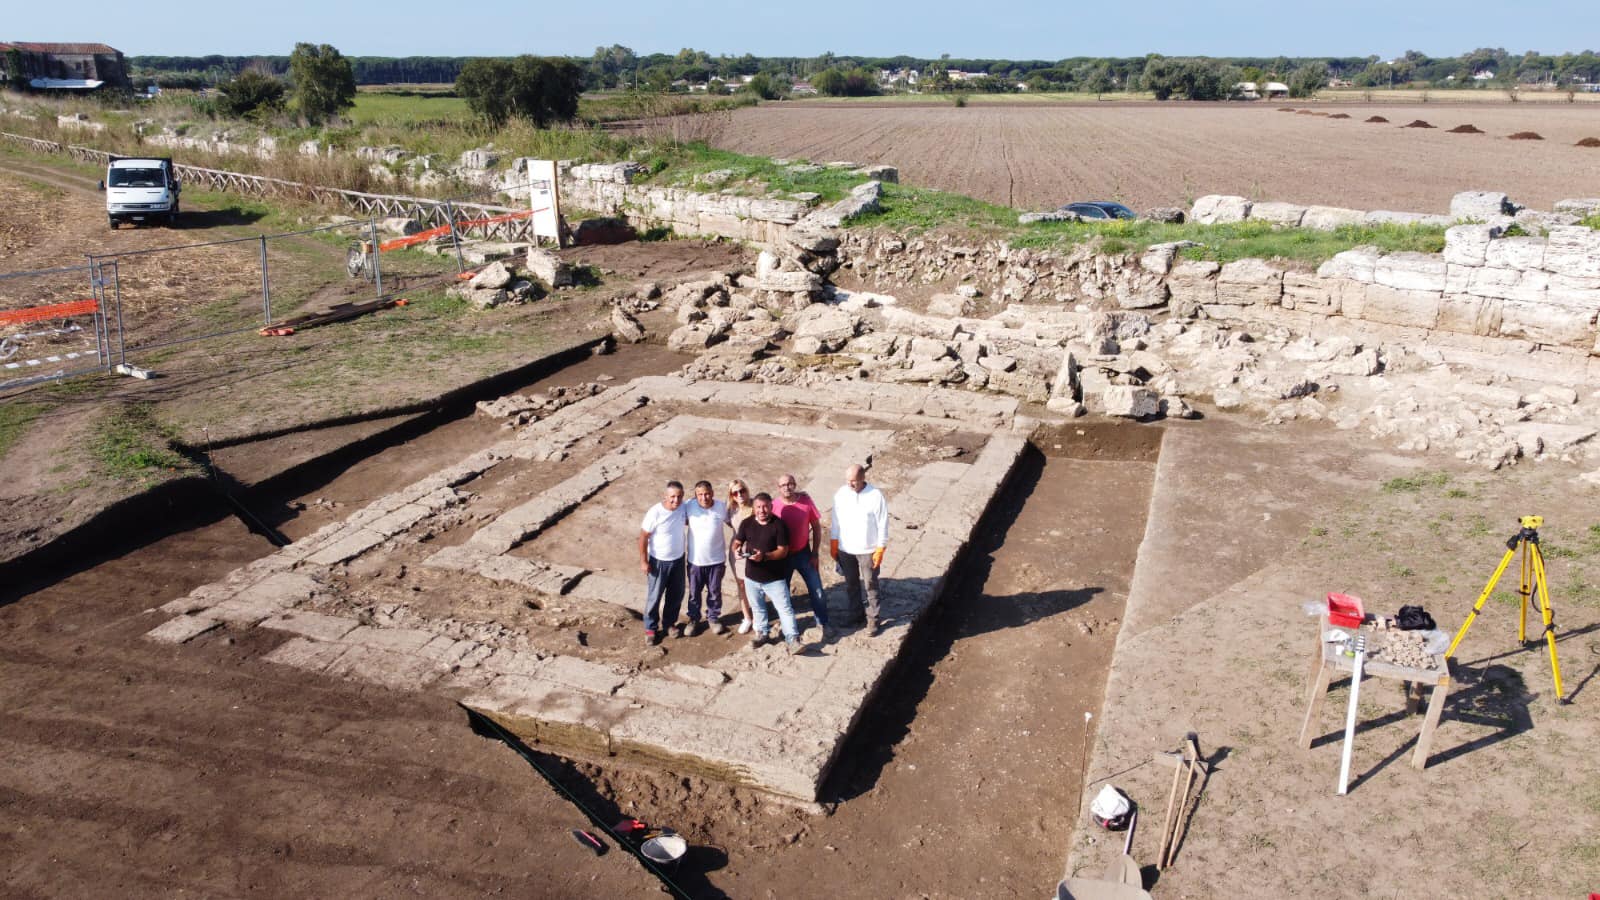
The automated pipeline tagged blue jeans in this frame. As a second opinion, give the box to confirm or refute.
[745,576,798,641]
[788,548,830,627]
[643,556,686,633]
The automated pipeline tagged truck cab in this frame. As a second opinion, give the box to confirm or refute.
[103,157,181,229]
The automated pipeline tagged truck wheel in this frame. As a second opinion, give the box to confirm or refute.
[109,217,118,230]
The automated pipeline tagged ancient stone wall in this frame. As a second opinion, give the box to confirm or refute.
[559,162,815,245]
[836,225,1600,387]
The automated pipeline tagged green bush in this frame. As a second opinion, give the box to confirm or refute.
[456,56,583,128]
[217,70,286,120]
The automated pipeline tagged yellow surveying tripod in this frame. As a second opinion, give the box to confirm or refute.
[1446,516,1566,703]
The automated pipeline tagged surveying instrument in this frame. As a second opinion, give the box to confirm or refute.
[1445,515,1566,703]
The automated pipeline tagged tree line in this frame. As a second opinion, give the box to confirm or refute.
[130,46,1600,96]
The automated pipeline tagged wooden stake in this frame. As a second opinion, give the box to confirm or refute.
[1156,750,1184,870]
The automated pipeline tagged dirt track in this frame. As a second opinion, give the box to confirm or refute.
[713,103,1600,212]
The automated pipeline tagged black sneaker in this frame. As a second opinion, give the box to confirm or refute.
[689,620,707,637]
[646,630,662,646]
[750,633,767,650]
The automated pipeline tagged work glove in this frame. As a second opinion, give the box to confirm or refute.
[829,539,839,561]
[871,547,885,569]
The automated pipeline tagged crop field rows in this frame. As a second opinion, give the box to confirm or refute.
[714,103,1600,213]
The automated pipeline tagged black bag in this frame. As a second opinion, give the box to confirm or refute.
[1396,605,1435,631]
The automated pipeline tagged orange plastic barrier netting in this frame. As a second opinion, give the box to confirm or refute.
[0,299,98,327]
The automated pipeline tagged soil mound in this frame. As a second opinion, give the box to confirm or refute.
[1576,137,1600,147]
[1365,115,1390,123]
[1448,124,1484,134]
[1402,120,1435,129]
[1329,113,1351,119]
[1277,107,1297,112]
[1295,109,1317,115]
[1509,131,1544,140]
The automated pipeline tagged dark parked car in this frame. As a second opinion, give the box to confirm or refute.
[1060,201,1137,221]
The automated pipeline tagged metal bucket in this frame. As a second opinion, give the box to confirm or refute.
[640,833,687,870]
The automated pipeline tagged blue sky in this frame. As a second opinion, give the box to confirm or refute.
[9,0,1599,59]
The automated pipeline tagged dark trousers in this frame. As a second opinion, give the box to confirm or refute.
[643,555,686,633]
[687,562,725,622]
[837,552,880,621]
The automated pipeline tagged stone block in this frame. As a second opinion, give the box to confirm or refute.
[1547,274,1600,312]
[1554,198,1600,217]
[1317,247,1380,283]
[1444,224,1502,266]
[1374,252,1447,292]
[1098,386,1161,419]
[660,663,730,688]
[326,645,446,691]
[1215,259,1283,306]
[262,637,351,673]
[480,649,550,677]
[540,656,627,695]
[1190,195,1251,224]
[1300,206,1366,230]
[1249,201,1307,226]
[259,611,360,642]
[617,675,722,710]
[1358,284,1441,329]
[1484,236,1547,271]
[1364,210,1450,227]
[1450,190,1515,220]
[1543,227,1600,279]
[306,529,386,566]
[1281,273,1339,314]
[145,615,222,645]
[1165,260,1218,315]
[1437,293,1503,336]
[526,248,574,288]
[1498,300,1597,347]
[342,625,436,654]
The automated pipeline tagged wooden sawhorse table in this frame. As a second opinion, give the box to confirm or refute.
[1298,625,1452,770]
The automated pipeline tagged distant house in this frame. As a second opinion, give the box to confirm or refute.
[0,41,130,90]
[1235,81,1290,99]
[1472,70,1496,82]
[791,81,817,96]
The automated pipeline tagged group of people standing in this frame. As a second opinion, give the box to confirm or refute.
[637,465,891,655]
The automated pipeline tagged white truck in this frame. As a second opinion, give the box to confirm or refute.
[101,156,181,229]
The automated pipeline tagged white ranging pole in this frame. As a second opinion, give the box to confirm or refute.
[1337,635,1367,795]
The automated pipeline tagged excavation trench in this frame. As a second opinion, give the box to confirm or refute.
[482,419,1164,898]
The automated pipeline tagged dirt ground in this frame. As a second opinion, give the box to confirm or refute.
[2,335,1158,899]
[712,102,1600,212]
[1069,423,1600,899]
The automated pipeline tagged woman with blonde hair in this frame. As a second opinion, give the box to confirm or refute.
[726,478,756,634]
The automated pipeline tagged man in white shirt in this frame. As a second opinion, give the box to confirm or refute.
[638,480,688,645]
[684,480,732,635]
[830,463,889,635]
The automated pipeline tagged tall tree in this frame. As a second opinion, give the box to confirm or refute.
[288,43,356,124]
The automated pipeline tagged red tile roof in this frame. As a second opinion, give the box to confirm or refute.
[1,42,121,55]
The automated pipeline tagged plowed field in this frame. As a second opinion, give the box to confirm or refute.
[714,102,1600,213]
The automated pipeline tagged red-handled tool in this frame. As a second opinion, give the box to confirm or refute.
[571,829,606,856]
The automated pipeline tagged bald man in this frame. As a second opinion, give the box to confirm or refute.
[830,463,889,635]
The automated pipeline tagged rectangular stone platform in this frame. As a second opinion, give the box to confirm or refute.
[143,375,1027,803]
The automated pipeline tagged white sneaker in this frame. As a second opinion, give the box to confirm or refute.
[737,618,752,635]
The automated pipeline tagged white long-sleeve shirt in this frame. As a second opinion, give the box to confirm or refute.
[831,483,889,554]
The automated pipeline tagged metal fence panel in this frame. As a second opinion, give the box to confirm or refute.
[0,264,108,391]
